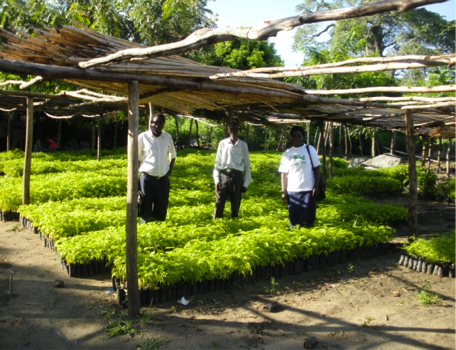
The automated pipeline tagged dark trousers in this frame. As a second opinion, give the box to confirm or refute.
[287,191,316,227]
[140,172,170,223]
[213,170,243,219]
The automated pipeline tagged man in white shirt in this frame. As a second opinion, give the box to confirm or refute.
[213,120,251,219]
[138,113,176,222]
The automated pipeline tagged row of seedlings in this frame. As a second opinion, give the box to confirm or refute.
[114,242,396,305]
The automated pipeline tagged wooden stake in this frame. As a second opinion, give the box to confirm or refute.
[174,115,181,148]
[97,115,102,162]
[344,124,348,160]
[126,81,140,318]
[437,137,442,169]
[390,130,396,154]
[8,275,12,294]
[188,118,193,147]
[371,129,376,157]
[195,120,200,147]
[6,114,11,151]
[405,110,417,238]
[329,122,333,178]
[22,97,33,205]
[148,103,154,130]
[421,139,426,167]
[447,139,452,178]
[427,138,432,173]
[321,125,327,184]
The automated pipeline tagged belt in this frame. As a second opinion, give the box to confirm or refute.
[144,173,166,180]
[221,168,241,174]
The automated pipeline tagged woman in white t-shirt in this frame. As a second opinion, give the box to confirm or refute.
[278,126,321,227]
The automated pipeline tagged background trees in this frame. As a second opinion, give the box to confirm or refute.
[0,0,453,155]
[290,0,455,157]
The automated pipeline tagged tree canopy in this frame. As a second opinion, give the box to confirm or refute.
[291,0,455,91]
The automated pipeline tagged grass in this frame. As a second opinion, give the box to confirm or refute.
[262,277,279,293]
[417,280,441,306]
[101,310,140,338]
[137,338,169,350]
[361,316,374,327]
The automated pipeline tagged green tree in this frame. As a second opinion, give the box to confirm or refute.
[121,0,215,46]
[191,38,283,70]
[293,0,455,59]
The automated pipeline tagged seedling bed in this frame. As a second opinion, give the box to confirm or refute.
[398,254,455,278]
[114,242,396,305]
[1,211,20,222]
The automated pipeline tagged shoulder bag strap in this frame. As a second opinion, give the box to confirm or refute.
[306,144,315,170]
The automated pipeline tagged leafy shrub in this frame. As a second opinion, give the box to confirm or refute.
[327,176,403,196]
[403,230,455,265]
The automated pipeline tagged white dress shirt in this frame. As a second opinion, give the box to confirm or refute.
[213,137,251,188]
[138,130,176,177]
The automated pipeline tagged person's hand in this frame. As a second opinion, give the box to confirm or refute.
[281,192,287,204]
[241,186,247,193]
[312,186,319,198]
[215,183,220,194]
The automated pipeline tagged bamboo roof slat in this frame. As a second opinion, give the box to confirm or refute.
[0,20,454,137]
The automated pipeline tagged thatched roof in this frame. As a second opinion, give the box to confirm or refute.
[0,1,454,136]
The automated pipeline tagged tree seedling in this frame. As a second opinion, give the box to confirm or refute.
[137,338,169,350]
[417,280,441,305]
[361,316,374,327]
[262,277,279,293]
[102,311,140,338]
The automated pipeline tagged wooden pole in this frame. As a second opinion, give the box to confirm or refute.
[22,98,33,205]
[421,139,426,167]
[6,114,11,151]
[324,122,329,153]
[126,81,140,318]
[437,137,442,169]
[244,124,250,144]
[329,121,333,178]
[338,123,342,155]
[276,127,286,151]
[97,115,102,162]
[188,118,193,147]
[195,120,200,147]
[390,130,396,154]
[371,129,376,157]
[148,103,154,130]
[427,138,432,173]
[344,125,348,160]
[405,110,418,238]
[321,125,326,183]
[174,115,180,148]
[446,139,452,178]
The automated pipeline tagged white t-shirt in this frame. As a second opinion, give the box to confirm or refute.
[138,130,176,177]
[278,144,320,192]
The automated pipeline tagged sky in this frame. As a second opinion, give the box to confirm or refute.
[207,0,456,68]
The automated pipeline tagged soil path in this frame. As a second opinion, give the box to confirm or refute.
[0,199,455,350]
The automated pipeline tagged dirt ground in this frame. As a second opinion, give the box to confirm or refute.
[0,195,455,350]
